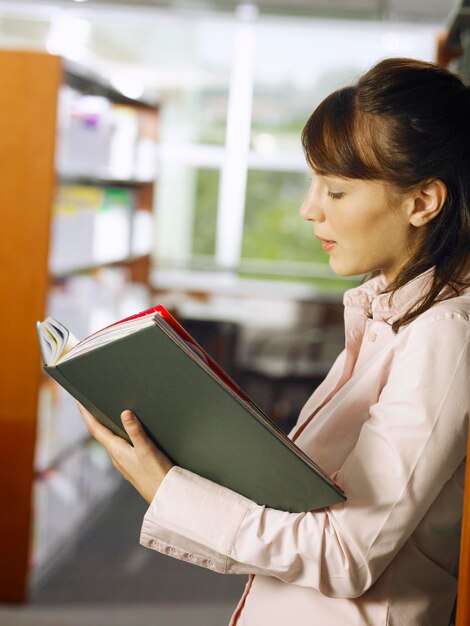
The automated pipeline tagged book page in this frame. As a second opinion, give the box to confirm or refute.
[37,318,80,365]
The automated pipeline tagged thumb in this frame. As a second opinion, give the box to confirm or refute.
[121,410,148,447]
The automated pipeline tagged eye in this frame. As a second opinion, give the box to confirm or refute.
[327,191,344,200]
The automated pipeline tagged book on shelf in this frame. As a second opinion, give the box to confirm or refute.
[50,185,135,274]
[37,305,346,513]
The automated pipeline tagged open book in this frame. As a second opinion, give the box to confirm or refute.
[37,305,345,512]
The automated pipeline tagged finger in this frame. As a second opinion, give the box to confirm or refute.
[121,411,174,473]
[77,402,121,449]
[120,410,153,449]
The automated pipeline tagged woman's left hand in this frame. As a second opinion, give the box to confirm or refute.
[77,403,174,504]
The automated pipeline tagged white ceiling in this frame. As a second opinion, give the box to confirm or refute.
[1,0,456,100]
[15,0,460,23]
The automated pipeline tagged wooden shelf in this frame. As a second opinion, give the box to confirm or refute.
[0,49,159,603]
[64,59,157,110]
[50,254,152,281]
[58,175,156,187]
[0,49,61,604]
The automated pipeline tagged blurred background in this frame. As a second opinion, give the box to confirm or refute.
[0,0,467,624]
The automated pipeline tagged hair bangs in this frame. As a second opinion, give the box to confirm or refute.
[301,87,385,181]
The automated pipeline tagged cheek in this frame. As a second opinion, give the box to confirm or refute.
[330,210,374,246]
[336,204,391,244]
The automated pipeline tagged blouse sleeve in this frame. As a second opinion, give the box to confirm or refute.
[140,316,470,599]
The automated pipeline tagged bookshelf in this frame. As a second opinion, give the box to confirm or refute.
[0,49,159,603]
[436,21,468,626]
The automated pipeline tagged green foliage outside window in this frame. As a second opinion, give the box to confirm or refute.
[191,168,219,257]
[242,169,318,262]
[190,167,360,292]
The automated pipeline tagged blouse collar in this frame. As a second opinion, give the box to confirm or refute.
[343,266,438,325]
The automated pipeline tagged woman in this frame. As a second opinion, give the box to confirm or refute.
[79,58,470,625]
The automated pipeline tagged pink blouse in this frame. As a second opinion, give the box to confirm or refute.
[140,266,470,626]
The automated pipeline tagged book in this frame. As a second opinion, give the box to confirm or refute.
[37,305,346,513]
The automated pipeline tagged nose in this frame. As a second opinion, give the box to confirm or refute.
[299,187,323,222]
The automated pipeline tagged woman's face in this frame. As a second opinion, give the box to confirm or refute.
[300,170,417,283]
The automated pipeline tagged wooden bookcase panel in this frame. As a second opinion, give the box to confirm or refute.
[0,49,159,603]
[0,50,61,603]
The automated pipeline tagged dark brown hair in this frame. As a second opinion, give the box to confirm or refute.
[301,57,470,333]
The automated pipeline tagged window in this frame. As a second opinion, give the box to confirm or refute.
[154,12,440,290]
[0,3,440,291]
[192,168,220,257]
[242,169,313,264]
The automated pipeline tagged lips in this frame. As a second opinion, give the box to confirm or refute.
[315,235,336,243]
[316,235,337,253]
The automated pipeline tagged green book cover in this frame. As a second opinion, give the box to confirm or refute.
[40,309,346,513]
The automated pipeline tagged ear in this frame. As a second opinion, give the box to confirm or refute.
[408,179,447,227]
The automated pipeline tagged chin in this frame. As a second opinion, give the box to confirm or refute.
[329,260,363,277]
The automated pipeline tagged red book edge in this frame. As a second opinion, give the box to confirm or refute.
[100,304,250,402]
